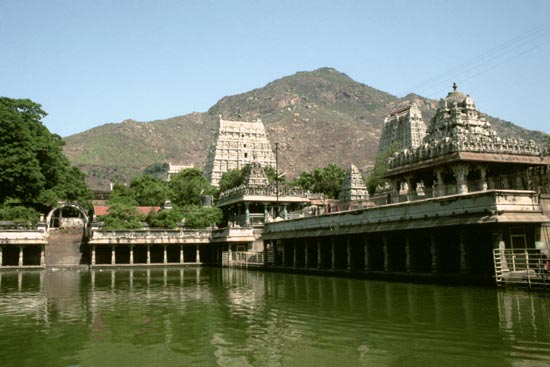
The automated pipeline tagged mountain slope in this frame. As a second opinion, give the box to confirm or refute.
[63,67,548,189]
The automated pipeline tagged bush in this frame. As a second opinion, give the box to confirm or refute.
[146,208,183,229]
[183,207,223,229]
[0,202,40,227]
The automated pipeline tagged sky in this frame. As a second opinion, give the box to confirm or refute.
[1,0,549,137]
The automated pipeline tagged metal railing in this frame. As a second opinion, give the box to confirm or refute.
[493,248,550,288]
[221,251,266,267]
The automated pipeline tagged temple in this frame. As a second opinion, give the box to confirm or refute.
[384,83,544,200]
[377,102,427,155]
[204,116,276,187]
[338,163,369,208]
[261,85,550,286]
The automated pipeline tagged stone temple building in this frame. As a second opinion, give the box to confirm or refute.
[384,83,544,200]
[205,116,276,187]
[377,102,427,156]
[338,163,369,207]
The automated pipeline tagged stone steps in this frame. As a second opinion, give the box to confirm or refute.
[45,229,84,267]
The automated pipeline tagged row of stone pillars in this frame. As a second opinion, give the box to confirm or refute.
[270,233,473,274]
[0,245,45,267]
[90,245,201,266]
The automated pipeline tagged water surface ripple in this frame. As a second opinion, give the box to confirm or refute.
[0,268,549,366]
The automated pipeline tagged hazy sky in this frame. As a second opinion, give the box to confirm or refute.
[1,0,549,137]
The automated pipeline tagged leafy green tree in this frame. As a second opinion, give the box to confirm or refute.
[0,200,40,227]
[101,201,145,230]
[218,168,247,193]
[169,168,211,207]
[109,183,138,206]
[291,163,346,199]
[183,207,223,229]
[264,165,285,184]
[146,207,183,229]
[365,144,397,195]
[129,174,171,206]
[0,97,92,206]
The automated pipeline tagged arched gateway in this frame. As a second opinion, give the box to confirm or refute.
[44,201,90,268]
[45,201,90,233]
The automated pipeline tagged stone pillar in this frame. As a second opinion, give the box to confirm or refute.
[453,164,469,194]
[317,240,322,269]
[196,246,201,263]
[331,239,335,270]
[40,246,45,267]
[283,204,288,220]
[180,245,184,264]
[111,246,116,265]
[430,234,439,273]
[18,246,23,267]
[0,246,3,267]
[459,231,470,273]
[363,237,369,271]
[130,246,134,265]
[146,245,151,265]
[91,246,96,266]
[163,245,168,264]
[383,235,390,271]
[263,203,269,223]
[405,176,415,201]
[479,166,488,191]
[391,178,400,203]
[346,238,351,271]
[245,203,250,226]
[434,168,444,197]
[405,236,412,273]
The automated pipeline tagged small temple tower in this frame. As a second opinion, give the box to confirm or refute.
[378,102,427,155]
[383,84,544,200]
[205,116,276,187]
[338,164,369,206]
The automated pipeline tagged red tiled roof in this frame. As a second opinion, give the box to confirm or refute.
[94,205,161,217]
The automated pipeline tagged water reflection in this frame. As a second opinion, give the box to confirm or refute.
[0,268,549,366]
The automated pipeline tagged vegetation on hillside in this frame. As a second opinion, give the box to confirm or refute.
[63,68,549,191]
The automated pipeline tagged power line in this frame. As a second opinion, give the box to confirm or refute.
[399,22,550,98]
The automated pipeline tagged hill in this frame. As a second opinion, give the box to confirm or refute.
[63,67,548,189]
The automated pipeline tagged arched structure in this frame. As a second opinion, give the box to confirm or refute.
[45,201,90,233]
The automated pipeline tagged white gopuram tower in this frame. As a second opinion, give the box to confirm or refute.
[205,116,276,187]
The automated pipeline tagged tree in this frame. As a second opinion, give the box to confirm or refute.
[0,200,40,227]
[291,163,346,199]
[0,97,92,206]
[365,144,397,195]
[101,201,145,230]
[146,207,184,229]
[183,207,223,229]
[169,168,212,208]
[218,168,247,193]
[109,183,138,206]
[129,174,171,206]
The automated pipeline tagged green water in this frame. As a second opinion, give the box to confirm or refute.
[1,267,549,367]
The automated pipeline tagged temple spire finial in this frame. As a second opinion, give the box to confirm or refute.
[452,82,457,91]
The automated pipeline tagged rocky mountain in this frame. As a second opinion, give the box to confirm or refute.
[63,67,548,189]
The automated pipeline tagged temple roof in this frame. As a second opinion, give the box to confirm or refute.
[384,84,545,178]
